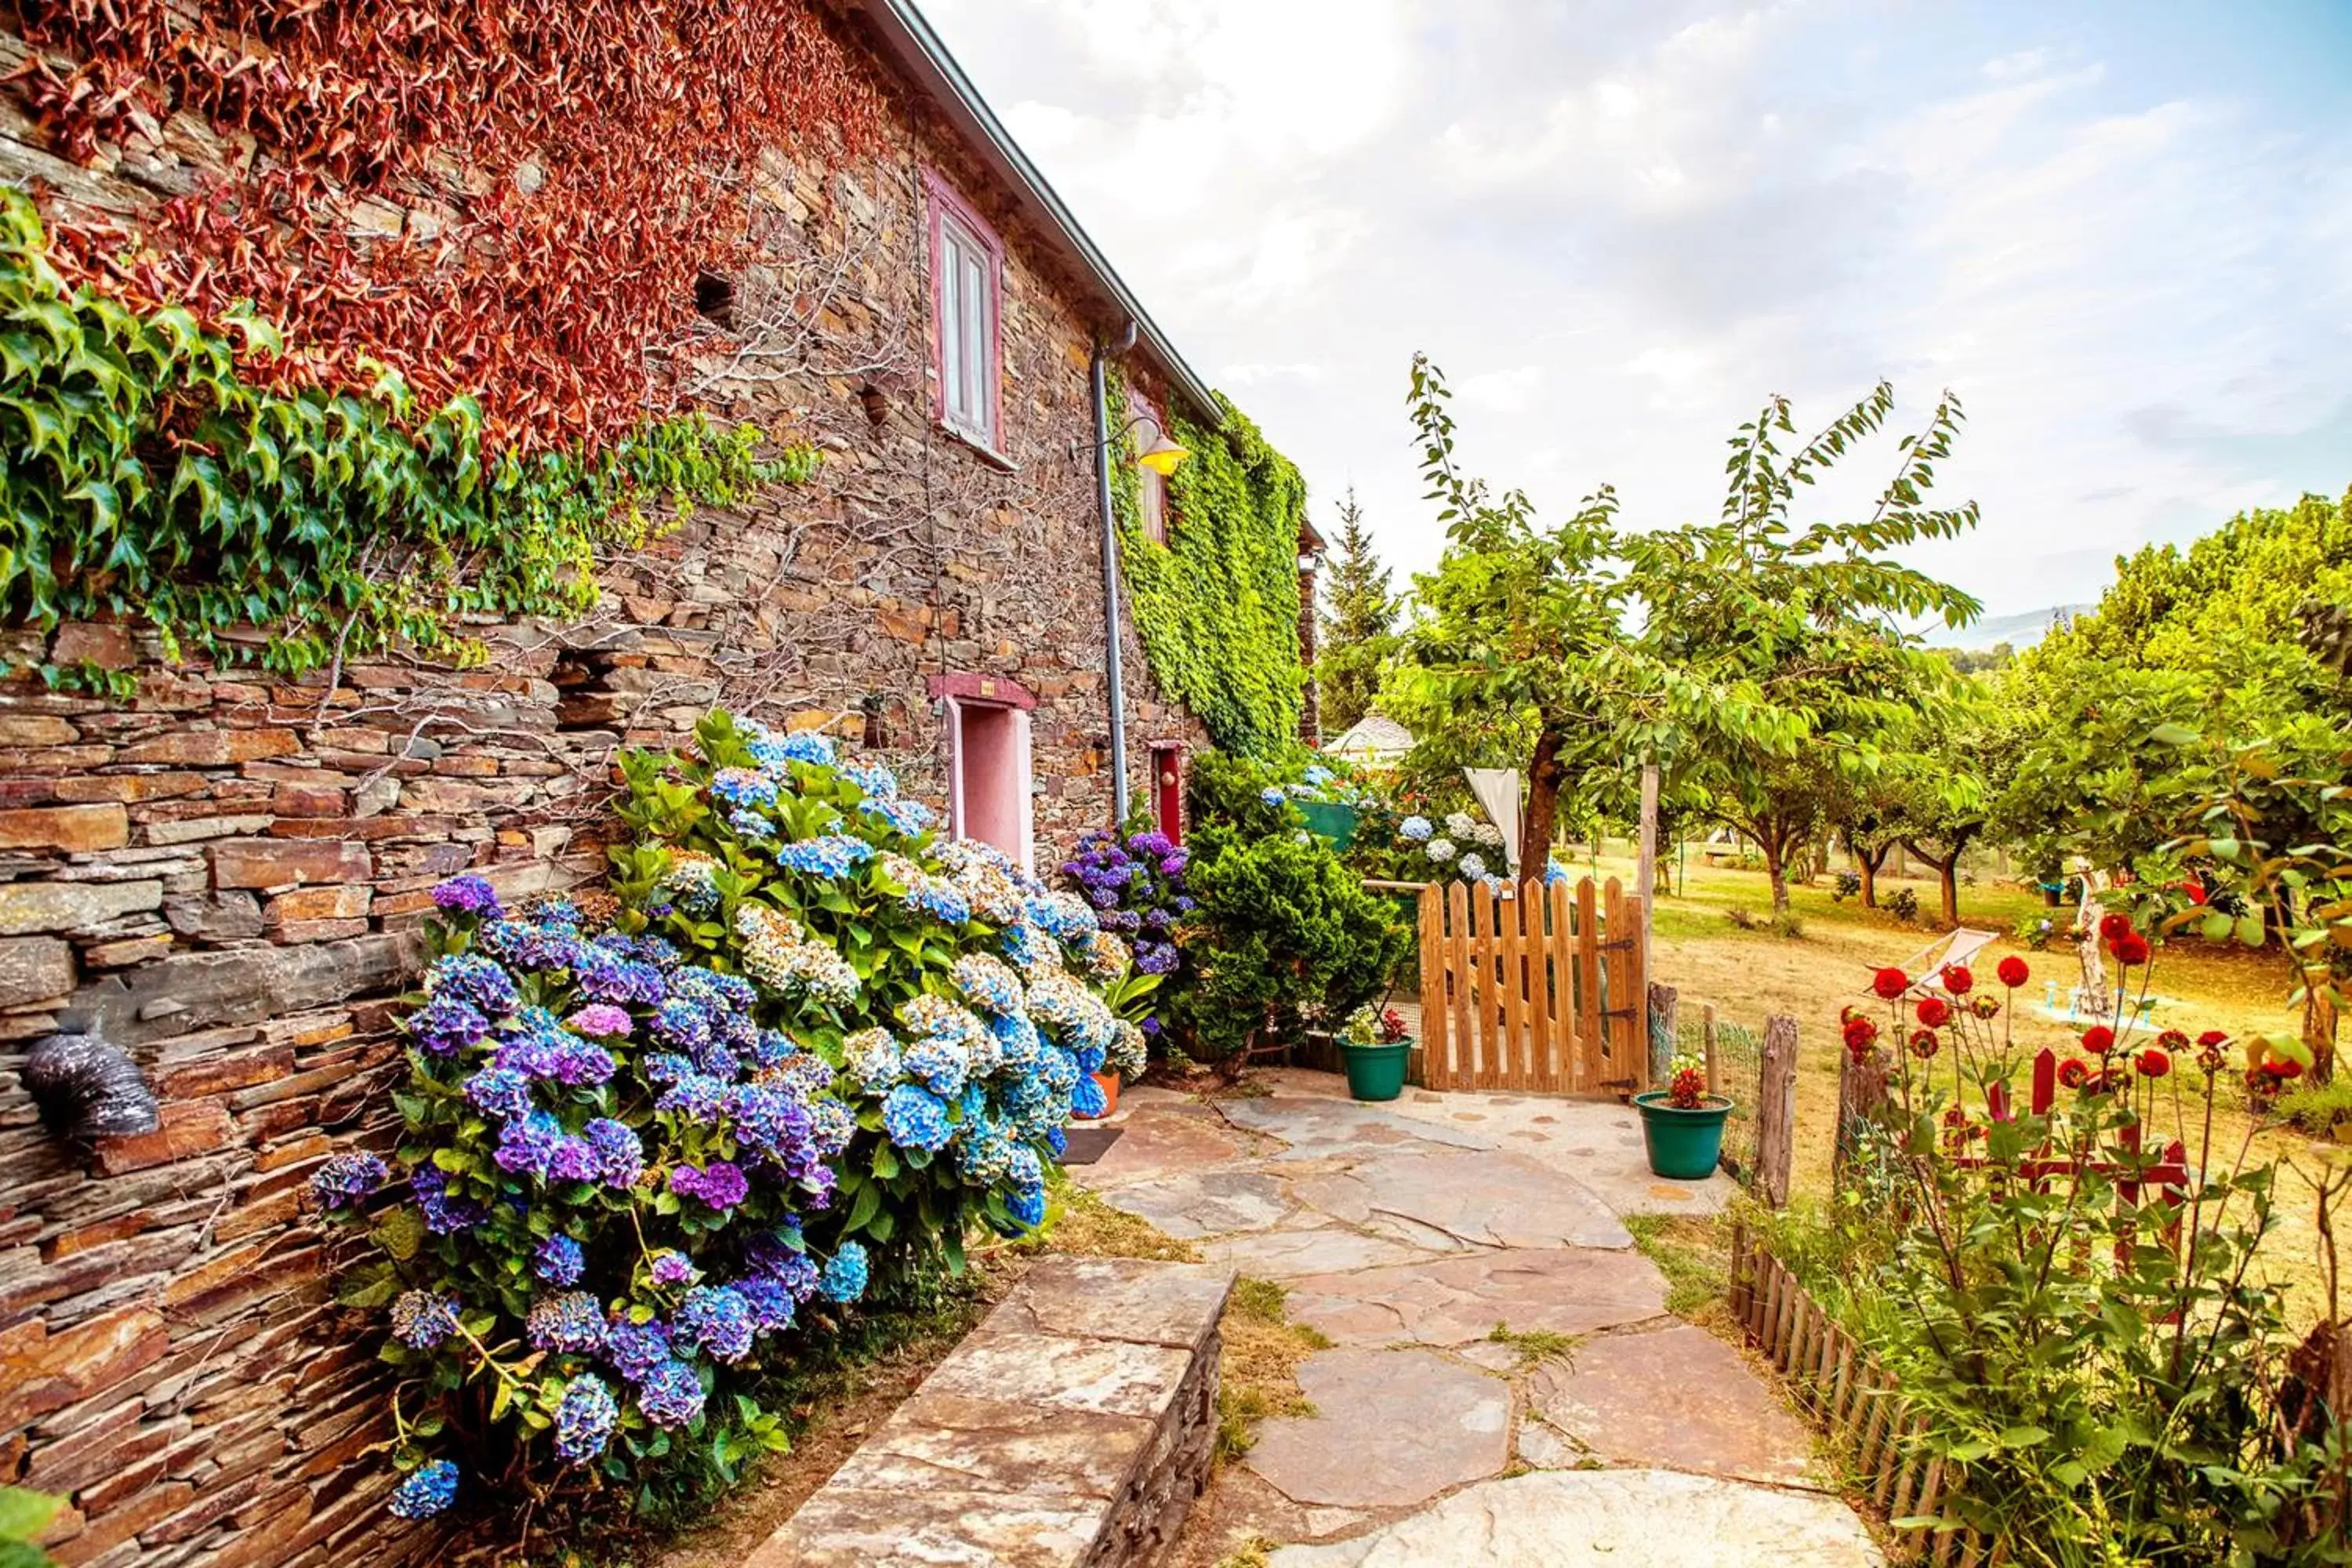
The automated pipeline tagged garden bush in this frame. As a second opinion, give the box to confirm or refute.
[1806,935,2347,1562]
[1057,825,1189,1049]
[1163,819,1414,1063]
[315,710,1145,1526]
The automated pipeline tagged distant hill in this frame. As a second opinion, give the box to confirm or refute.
[1947,604,2091,652]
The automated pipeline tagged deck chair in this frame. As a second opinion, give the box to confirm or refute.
[1862,927,2001,997]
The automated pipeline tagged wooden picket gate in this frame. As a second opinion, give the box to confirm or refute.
[1414,877,1646,1094]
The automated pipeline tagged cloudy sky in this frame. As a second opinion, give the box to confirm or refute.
[923,0,2352,633]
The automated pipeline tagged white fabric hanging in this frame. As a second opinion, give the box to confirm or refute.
[1462,768,1523,877]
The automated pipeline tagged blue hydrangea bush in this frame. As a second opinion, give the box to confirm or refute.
[317,709,1149,1526]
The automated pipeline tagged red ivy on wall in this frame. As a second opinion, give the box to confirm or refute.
[13,1,889,456]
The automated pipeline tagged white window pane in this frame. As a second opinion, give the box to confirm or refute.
[941,233,967,419]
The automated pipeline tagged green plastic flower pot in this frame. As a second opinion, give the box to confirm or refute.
[1298,800,1359,851]
[1343,1039,1411,1102]
[1634,1092,1733,1180]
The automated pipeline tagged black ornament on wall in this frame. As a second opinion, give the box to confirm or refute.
[23,1020,160,1141]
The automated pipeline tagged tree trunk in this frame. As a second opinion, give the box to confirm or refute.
[1904,832,1976,927]
[1762,836,1790,915]
[1855,842,1889,909]
[1522,727,1566,872]
[2306,985,2339,1086]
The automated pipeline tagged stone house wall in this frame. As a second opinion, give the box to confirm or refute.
[0,9,1217,1565]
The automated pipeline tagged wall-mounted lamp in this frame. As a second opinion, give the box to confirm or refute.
[1137,432,1190,476]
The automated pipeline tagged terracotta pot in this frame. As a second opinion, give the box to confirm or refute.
[1077,1070,1121,1120]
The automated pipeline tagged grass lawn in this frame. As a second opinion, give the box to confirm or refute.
[1577,847,2347,1316]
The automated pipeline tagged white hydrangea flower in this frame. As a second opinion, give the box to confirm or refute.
[1426,838,1457,862]
[1443,811,1478,840]
[1459,852,1488,880]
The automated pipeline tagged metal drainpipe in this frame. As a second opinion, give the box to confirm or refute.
[1091,321,1139,827]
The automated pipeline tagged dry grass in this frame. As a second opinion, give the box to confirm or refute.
[1215,1277,1332,1464]
[1020,1179,1205,1263]
[1598,850,2350,1318]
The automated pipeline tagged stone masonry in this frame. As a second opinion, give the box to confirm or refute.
[0,6,1237,1564]
[748,1257,1233,1568]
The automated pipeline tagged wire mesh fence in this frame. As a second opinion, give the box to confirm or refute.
[1684,1010,1764,1188]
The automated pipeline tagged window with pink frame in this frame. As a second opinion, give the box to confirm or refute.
[925,173,1004,451]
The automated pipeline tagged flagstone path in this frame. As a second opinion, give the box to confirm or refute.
[1076,1071,1882,1566]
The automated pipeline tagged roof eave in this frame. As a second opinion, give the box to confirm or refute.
[851,0,1223,427]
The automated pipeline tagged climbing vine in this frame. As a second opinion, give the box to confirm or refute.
[1112,379,1308,757]
[13,0,887,456]
[0,191,813,690]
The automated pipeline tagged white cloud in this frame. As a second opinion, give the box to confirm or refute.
[920,0,2352,619]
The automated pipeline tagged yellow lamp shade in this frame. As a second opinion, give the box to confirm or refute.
[1138,435,1189,476]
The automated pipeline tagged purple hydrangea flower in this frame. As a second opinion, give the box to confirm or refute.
[546,1136,600,1185]
[534,1234,585,1286]
[411,1166,487,1234]
[655,1072,729,1123]
[583,1118,643,1189]
[525,1291,608,1355]
[737,1275,797,1334]
[565,1004,633,1039]
[430,875,504,920]
[426,953,517,1017]
[603,1318,670,1384]
[637,1359,706,1428]
[309,1152,387,1210]
[674,1285,755,1363]
[388,1459,459,1519]
[408,992,491,1058]
[669,1162,750,1212]
[390,1290,459,1350]
[649,1250,701,1287]
[463,1066,534,1121]
[650,998,713,1054]
[1007,1185,1047,1229]
[554,1374,618,1465]
[494,1110,567,1179]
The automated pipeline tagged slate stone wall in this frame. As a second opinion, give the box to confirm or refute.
[0,9,1208,1563]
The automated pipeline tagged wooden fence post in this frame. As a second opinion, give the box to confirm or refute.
[1833,1043,1889,1192]
[1702,1004,1720,1094]
[1647,982,1677,1090]
[1756,1014,1798,1208]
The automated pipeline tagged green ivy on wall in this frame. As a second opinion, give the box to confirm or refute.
[1112,379,1307,757]
[0,190,813,692]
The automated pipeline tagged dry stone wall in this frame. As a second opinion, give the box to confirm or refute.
[0,8,1209,1563]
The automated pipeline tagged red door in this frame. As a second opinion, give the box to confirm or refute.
[1150,744,1185,844]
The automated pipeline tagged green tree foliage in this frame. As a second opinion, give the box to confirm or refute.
[1314,487,1399,735]
[2005,490,2352,1068]
[0,191,806,691]
[1389,357,1982,912]
[1114,387,1309,757]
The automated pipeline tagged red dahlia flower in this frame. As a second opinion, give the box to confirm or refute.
[1940,964,1974,995]
[2198,1029,2230,1047]
[1842,1016,1879,1054]
[2111,932,2151,966]
[2099,912,2134,942]
[1872,966,1911,1000]
[2136,1048,2172,1078]
[2156,1029,2189,1051]
[1908,1029,1940,1059]
[1997,955,2031,989]
[1915,996,1952,1029]
[2083,1025,2116,1054]
[2057,1058,2091,1088]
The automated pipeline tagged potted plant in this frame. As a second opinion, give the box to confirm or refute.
[1338,1002,1414,1102]
[1633,1052,1733,1179]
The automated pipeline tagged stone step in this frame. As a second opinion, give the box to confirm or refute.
[747,1257,1234,1568]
